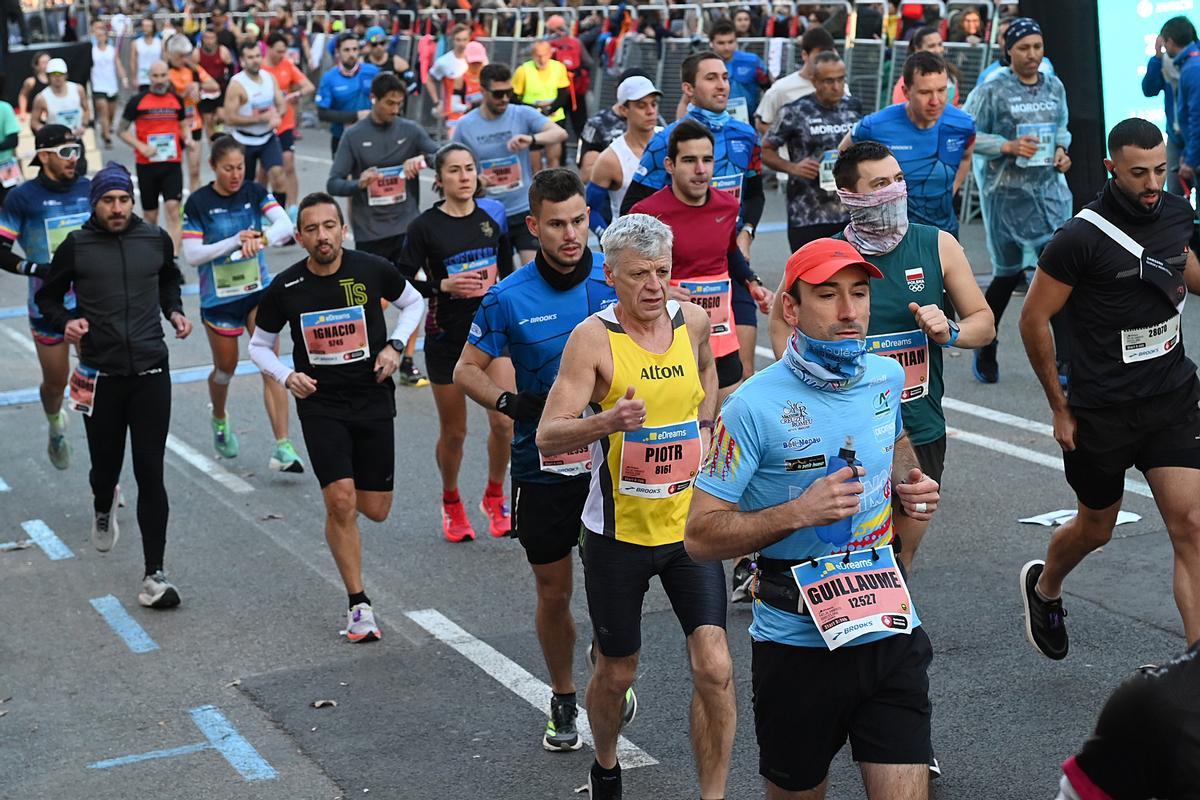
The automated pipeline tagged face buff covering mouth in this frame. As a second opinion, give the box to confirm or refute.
[783,330,868,391]
[838,180,910,256]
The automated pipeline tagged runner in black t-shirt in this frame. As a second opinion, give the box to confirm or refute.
[1018,117,1200,660]
[1058,645,1200,799]
[248,192,424,644]
[399,143,516,543]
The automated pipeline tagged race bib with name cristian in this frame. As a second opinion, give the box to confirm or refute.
[480,155,523,196]
[300,305,369,365]
[368,165,407,206]
[866,330,929,402]
[618,420,702,498]
[792,544,915,651]
[1121,314,1180,364]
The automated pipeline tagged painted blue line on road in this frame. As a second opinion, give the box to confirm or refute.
[21,519,73,560]
[189,705,277,781]
[88,742,209,770]
[757,221,787,233]
[89,595,160,653]
[0,285,200,322]
[0,475,9,491]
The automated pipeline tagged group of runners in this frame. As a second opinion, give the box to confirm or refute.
[3,9,1200,799]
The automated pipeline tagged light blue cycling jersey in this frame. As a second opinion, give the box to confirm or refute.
[694,351,919,648]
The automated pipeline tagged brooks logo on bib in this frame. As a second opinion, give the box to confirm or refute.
[618,420,702,497]
[301,305,369,365]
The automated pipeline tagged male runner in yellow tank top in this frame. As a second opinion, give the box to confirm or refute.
[538,213,733,800]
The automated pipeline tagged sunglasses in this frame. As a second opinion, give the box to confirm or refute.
[488,88,515,99]
[38,144,82,159]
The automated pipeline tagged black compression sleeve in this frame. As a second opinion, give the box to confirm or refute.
[742,173,765,228]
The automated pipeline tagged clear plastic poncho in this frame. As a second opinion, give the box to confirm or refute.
[963,67,1073,276]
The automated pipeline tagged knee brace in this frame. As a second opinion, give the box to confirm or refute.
[211,368,234,386]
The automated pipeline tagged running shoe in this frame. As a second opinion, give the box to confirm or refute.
[91,486,121,552]
[588,761,622,800]
[346,602,381,643]
[543,694,583,752]
[480,494,511,538]
[1019,560,1068,660]
[269,439,305,473]
[47,411,70,470]
[397,359,430,388]
[929,753,942,779]
[211,416,239,459]
[442,501,476,543]
[138,570,181,609]
[973,341,999,384]
[587,641,638,729]
[730,556,754,603]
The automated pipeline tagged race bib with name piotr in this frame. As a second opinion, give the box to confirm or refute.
[148,132,178,162]
[480,155,523,196]
[301,305,369,365]
[819,149,839,191]
[45,211,90,256]
[711,172,744,202]
[368,165,407,206]
[0,158,22,188]
[68,363,99,416]
[446,254,498,299]
[212,252,262,298]
[539,445,592,476]
[618,420,702,498]
[866,330,929,402]
[1121,314,1180,364]
[792,544,915,651]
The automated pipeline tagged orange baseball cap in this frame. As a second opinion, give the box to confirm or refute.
[783,238,883,290]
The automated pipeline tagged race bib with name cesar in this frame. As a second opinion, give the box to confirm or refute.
[618,420,702,498]
[301,305,369,365]
[792,544,916,650]
[368,165,407,206]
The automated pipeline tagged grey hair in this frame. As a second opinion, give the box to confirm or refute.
[165,32,193,56]
[600,213,673,269]
[812,51,843,68]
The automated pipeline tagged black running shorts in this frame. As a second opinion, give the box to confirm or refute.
[512,476,590,565]
[299,414,395,491]
[912,434,947,486]
[506,212,539,255]
[716,350,744,389]
[135,162,183,210]
[581,531,727,658]
[752,628,933,792]
[732,279,757,327]
[423,335,467,386]
[1064,377,1200,510]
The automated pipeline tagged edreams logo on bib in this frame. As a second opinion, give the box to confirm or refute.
[519,313,558,325]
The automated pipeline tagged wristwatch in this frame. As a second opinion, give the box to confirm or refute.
[941,319,961,348]
[741,223,756,239]
[387,339,405,353]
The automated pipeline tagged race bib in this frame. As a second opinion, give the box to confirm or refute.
[301,305,369,365]
[1015,122,1056,168]
[212,252,262,298]
[711,172,743,202]
[480,155,523,196]
[727,95,749,124]
[1121,314,1180,364]
[0,158,22,188]
[45,211,90,255]
[676,276,731,336]
[68,363,99,416]
[617,420,702,498]
[446,254,498,299]
[819,149,839,191]
[539,445,592,476]
[148,132,178,162]
[55,108,82,130]
[792,544,915,651]
[866,330,929,403]
[368,165,407,206]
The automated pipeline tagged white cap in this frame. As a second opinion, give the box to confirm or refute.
[617,75,661,104]
[46,58,68,75]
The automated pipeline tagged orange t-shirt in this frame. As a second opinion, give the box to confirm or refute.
[263,57,306,133]
[169,64,215,131]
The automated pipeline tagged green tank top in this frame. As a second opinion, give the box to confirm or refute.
[839,223,946,445]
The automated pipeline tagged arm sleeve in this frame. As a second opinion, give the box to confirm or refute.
[183,232,242,265]
[326,136,359,196]
[693,395,761,503]
[34,236,78,332]
[388,281,425,343]
[1143,54,1166,97]
[248,327,293,385]
[0,132,17,152]
[741,172,765,228]
[0,247,43,277]
[547,85,572,115]
[727,244,753,283]
[158,231,184,319]
[262,199,294,247]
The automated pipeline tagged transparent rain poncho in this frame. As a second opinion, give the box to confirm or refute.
[964,68,1073,276]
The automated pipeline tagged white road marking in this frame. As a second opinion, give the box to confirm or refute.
[946,426,1153,499]
[406,608,658,769]
[943,397,1053,437]
[165,434,254,494]
[1,325,37,355]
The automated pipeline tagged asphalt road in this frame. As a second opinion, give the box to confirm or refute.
[0,123,1192,800]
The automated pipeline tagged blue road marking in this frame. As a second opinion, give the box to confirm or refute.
[21,519,73,560]
[87,705,276,781]
[0,475,9,491]
[0,287,199,322]
[89,595,160,654]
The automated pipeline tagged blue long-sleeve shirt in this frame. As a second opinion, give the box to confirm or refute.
[1173,42,1200,166]
[1143,53,1179,145]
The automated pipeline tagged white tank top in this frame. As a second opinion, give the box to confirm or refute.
[91,42,119,95]
[230,70,278,145]
[134,36,162,86]
[40,84,84,131]
[609,133,641,221]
